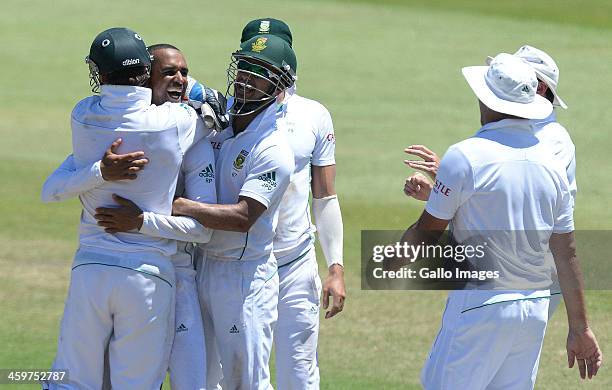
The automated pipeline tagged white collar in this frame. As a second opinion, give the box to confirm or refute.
[231,101,278,138]
[98,85,152,109]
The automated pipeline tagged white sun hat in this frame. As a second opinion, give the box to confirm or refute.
[486,45,567,109]
[463,53,553,120]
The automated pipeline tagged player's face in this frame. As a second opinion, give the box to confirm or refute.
[233,58,279,103]
[149,48,189,105]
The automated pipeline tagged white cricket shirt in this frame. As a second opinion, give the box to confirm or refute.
[274,94,336,265]
[533,111,577,204]
[425,118,574,304]
[205,102,294,262]
[69,85,205,281]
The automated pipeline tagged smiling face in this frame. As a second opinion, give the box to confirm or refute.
[148,48,188,105]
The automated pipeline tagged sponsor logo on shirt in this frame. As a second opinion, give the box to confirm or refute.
[176,323,188,333]
[433,179,452,196]
[257,171,277,190]
[326,133,335,143]
[210,141,223,150]
[198,163,215,183]
[229,324,240,334]
[233,149,250,170]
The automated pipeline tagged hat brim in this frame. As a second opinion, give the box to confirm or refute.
[486,56,567,109]
[463,66,553,120]
[531,70,568,109]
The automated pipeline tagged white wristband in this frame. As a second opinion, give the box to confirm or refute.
[312,195,343,268]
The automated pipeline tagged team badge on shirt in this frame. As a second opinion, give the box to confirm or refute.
[233,149,250,170]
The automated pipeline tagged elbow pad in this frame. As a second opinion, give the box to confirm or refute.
[312,195,343,268]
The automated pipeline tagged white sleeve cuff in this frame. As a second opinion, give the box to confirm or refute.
[312,195,343,268]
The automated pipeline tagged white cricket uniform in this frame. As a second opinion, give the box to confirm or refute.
[272,93,336,390]
[42,85,204,390]
[203,94,336,389]
[42,137,216,390]
[198,101,294,390]
[421,118,574,390]
[533,111,577,318]
[141,137,216,390]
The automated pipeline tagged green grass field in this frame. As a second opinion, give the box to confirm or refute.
[1,0,611,388]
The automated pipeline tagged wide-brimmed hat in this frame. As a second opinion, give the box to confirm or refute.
[486,45,567,109]
[464,53,553,120]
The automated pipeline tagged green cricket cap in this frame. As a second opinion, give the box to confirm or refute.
[88,27,151,74]
[241,18,293,47]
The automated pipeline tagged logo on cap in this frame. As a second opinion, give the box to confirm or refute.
[134,33,142,41]
[251,37,268,53]
[101,39,111,48]
[122,58,141,66]
[259,21,270,33]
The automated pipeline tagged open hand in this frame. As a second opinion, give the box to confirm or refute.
[94,194,144,233]
[403,145,440,180]
[100,138,149,181]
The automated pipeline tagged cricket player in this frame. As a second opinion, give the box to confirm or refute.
[41,28,208,389]
[389,53,601,389]
[404,45,576,319]
[243,18,346,389]
[42,43,220,390]
[171,34,296,389]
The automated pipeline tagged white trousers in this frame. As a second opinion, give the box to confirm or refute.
[421,291,549,390]
[47,264,174,390]
[168,265,207,390]
[275,249,322,390]
[198,255,278,390]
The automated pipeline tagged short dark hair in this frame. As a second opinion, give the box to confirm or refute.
[104,66,149,87]
[147,43,180,60]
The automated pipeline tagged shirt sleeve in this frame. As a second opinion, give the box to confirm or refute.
[140,212,212,244]
[311,105,336,166]
[182,138,217,204]
[553,173,575,233]
[566,147,577,207]
[139,137,218,244]
[239,143,294,209]
[425,146,474,220]
[41,154,105,202]
[175,103,208,156]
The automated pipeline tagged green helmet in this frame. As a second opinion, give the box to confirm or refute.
[241,18,293,47]
[235,34,297,81]
[227,34,297,116]
[85,27,151,93]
